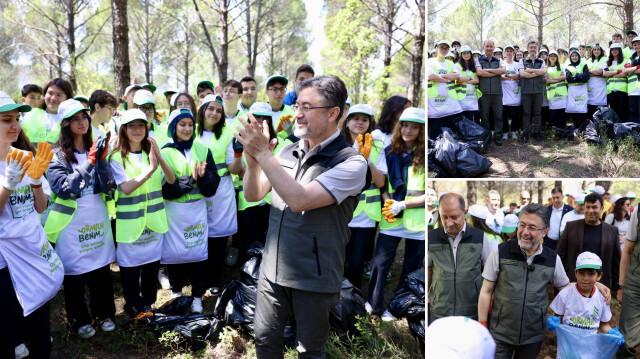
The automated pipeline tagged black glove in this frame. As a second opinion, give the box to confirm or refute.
[96,132,111,161]
[232,138,243,154]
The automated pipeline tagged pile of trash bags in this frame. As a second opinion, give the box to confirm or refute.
[571,106,640,144]
[428,116,493,177]
[132,241,369,351]
[387,270,425,347]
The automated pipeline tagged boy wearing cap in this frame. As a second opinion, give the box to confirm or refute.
[476,39,506,145]
[265,74,296,139]
[624,30,637,59]
[196,81,215,104]
[549,252,613,337]
[74,95,90,109]
[122,84,143,111]
[428,40,463,139]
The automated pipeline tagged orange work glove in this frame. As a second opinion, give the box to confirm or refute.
[356,134,364,151]
[4,149,31,187]
[27,142,53,181]
[276,114,294,133]
[361,133,372,159]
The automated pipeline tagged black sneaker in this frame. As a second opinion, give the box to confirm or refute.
[534,132,542,141]
[494,137,503,146]
[520,133,529,143]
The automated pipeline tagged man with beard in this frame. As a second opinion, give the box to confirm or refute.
[477,203,571,359]
[556,192,620,289]
[428,193,492,324]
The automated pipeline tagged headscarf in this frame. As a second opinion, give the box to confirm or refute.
[163,108,195,154]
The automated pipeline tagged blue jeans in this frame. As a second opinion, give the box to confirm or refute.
[367,233,425,313]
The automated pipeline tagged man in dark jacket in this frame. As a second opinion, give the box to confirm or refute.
[556,192,621,289]
[476,39,506,146]
[519,40,547,142]
[546,187,574,250]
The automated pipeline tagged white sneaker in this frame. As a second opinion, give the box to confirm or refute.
[100,318,116,332]
[15,343,29,359]
[158,267,171,290]
[502,132,508,140]
[171,291,183,299]
[381,309,396,322]
[77,324,96,339]
[512,131,518,139]
[191,297,203,313]
[364,302,373,314]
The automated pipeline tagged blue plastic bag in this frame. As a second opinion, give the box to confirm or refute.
[555,323,623,359]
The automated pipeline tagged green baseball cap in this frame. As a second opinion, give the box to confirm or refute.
[141,83,157,93]
[197,80,214,91]
[74,94,89,103]
[0,91,31,113]
[266,74,288,88]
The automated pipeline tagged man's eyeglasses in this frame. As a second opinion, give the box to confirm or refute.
[291,104,334,113]
[104,105,115,113]
[268,87,286,94]
[518,223,546,232]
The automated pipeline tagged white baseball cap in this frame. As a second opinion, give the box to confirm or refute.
[435,40,451,48]
[574,192,586,204]
[502,214,519,233]
[576,251,602,270]
[163,87,180,97]
[633,36,640,44]
[627,191,637,199]
[123,84,143,97]
[427,316,496,359]
[460,45,472,53]
[445,52,455,58]
[345,97,352,106]
[133,90,155,106]
[120,109,148,125]
[610,194,622,203]
[0,91,31,113]
[610,43,623,50]
[249,102,273,117]
[591,185,605,195]
[468,204,489,220]
[58,99,90,120]
[399,107,425,124]
[347,104,374,118]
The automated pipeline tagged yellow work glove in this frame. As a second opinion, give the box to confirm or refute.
[382,199,397,223]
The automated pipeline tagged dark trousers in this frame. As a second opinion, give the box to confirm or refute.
[367,233,425,312]
[502,105,521,133]
[494,340,542,359]
[587,104,600,120]
[541,106,550,130]
[549,108,567,129]
[608,91,629,121]
[207,236,228,288]
[120,260,160,316]
[344,227,377,289]
[462,110,480,123]
[0,268,51,359]
[566,112,587,130]
[428,114,459,139]
[167,260,208,297]
[630,96,640,123]
[254,274,340,359]
[521,93,544,134]
[63,264,115,331]
[479,94,503,137]
[237,204,270,264]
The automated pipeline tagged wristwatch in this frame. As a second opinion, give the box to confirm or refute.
[619,283,625,289]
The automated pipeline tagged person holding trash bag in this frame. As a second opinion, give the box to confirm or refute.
[339,103,387,290]
[367,107,426,322]
[44,98,117,339]
[194,95,242,297]
[235,75,368,358]
[0,91,63,359]
[565,49,590,130]
[160,108,220,314]
[109,109,175,317]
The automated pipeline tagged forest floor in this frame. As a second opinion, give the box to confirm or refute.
[45,238,423,359]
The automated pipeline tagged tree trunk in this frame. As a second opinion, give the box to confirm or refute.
[467,181,477,208]
[192,0,221,82]
[66,0,78,91]
[245,0,252,77]
[218,0,229,84]
[538,0,544,46]
[554,180,562,189]
[537,181,544,205]
[408,0,424,107]
[249,0,263,77]
[56,38,63,79]
[111,0,131,99]
[381,1,393,98]
[625,0,634,34]
[144,0,151,84]
[185,30,190,91]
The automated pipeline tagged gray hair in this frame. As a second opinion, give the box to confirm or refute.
[483,39,494,47]
[520,203,550,228]
[298,75,348,121]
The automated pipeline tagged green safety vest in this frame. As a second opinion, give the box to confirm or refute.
[195,125,234,178]
[275,105,296,141]
[428,59,458,99]
[380,164,425,232]
[624,47,634,60]
[546,67,568,100]
[110,151,168,243]
[454,69,482,101]
[606,62,628,94]
[486,232,502,247]
[352,139,384,222]
[565,61,588,86]
[43,154,112,243]
[22,108,61,146]
[237,139,288,211]
[151,122,169,148]
[627,58,640,93]
[160,141,210,203]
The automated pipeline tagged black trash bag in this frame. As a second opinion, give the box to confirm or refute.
[433,132,460,176]
[214,280,257,333]
[246,241,264,257]
[329,279,367,341]
[456,146,492,177]
[593,106,621,124]
[156,296,194,316]
[454,116,491,153]
[458,140,485,154]
[388,270,425,320]
[241,257,261,286]
[408,316,425,347]
[611,122,640,140]
[579,120,602,144]
[554,126,577,140]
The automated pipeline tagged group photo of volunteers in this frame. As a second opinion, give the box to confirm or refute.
[0,70,426,358]
[428,17,640,178]
[425,180,640,359]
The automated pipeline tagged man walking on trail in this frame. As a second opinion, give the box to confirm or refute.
[235,74,368,359]
[476,39,507,146]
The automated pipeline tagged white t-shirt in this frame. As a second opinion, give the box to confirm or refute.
[53,152,116,275]
[110,153,164,267]
[427,58,462,118]
[45,112,61,131]
[550,284,612,334]
[502,61,522,106]
[371,129,392,149]
[560,210,585,234]
[348,141,388,228]
[0,157,51,269]
[486,208,504,233]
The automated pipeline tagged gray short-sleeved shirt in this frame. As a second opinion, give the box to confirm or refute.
[626,209,639,242]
